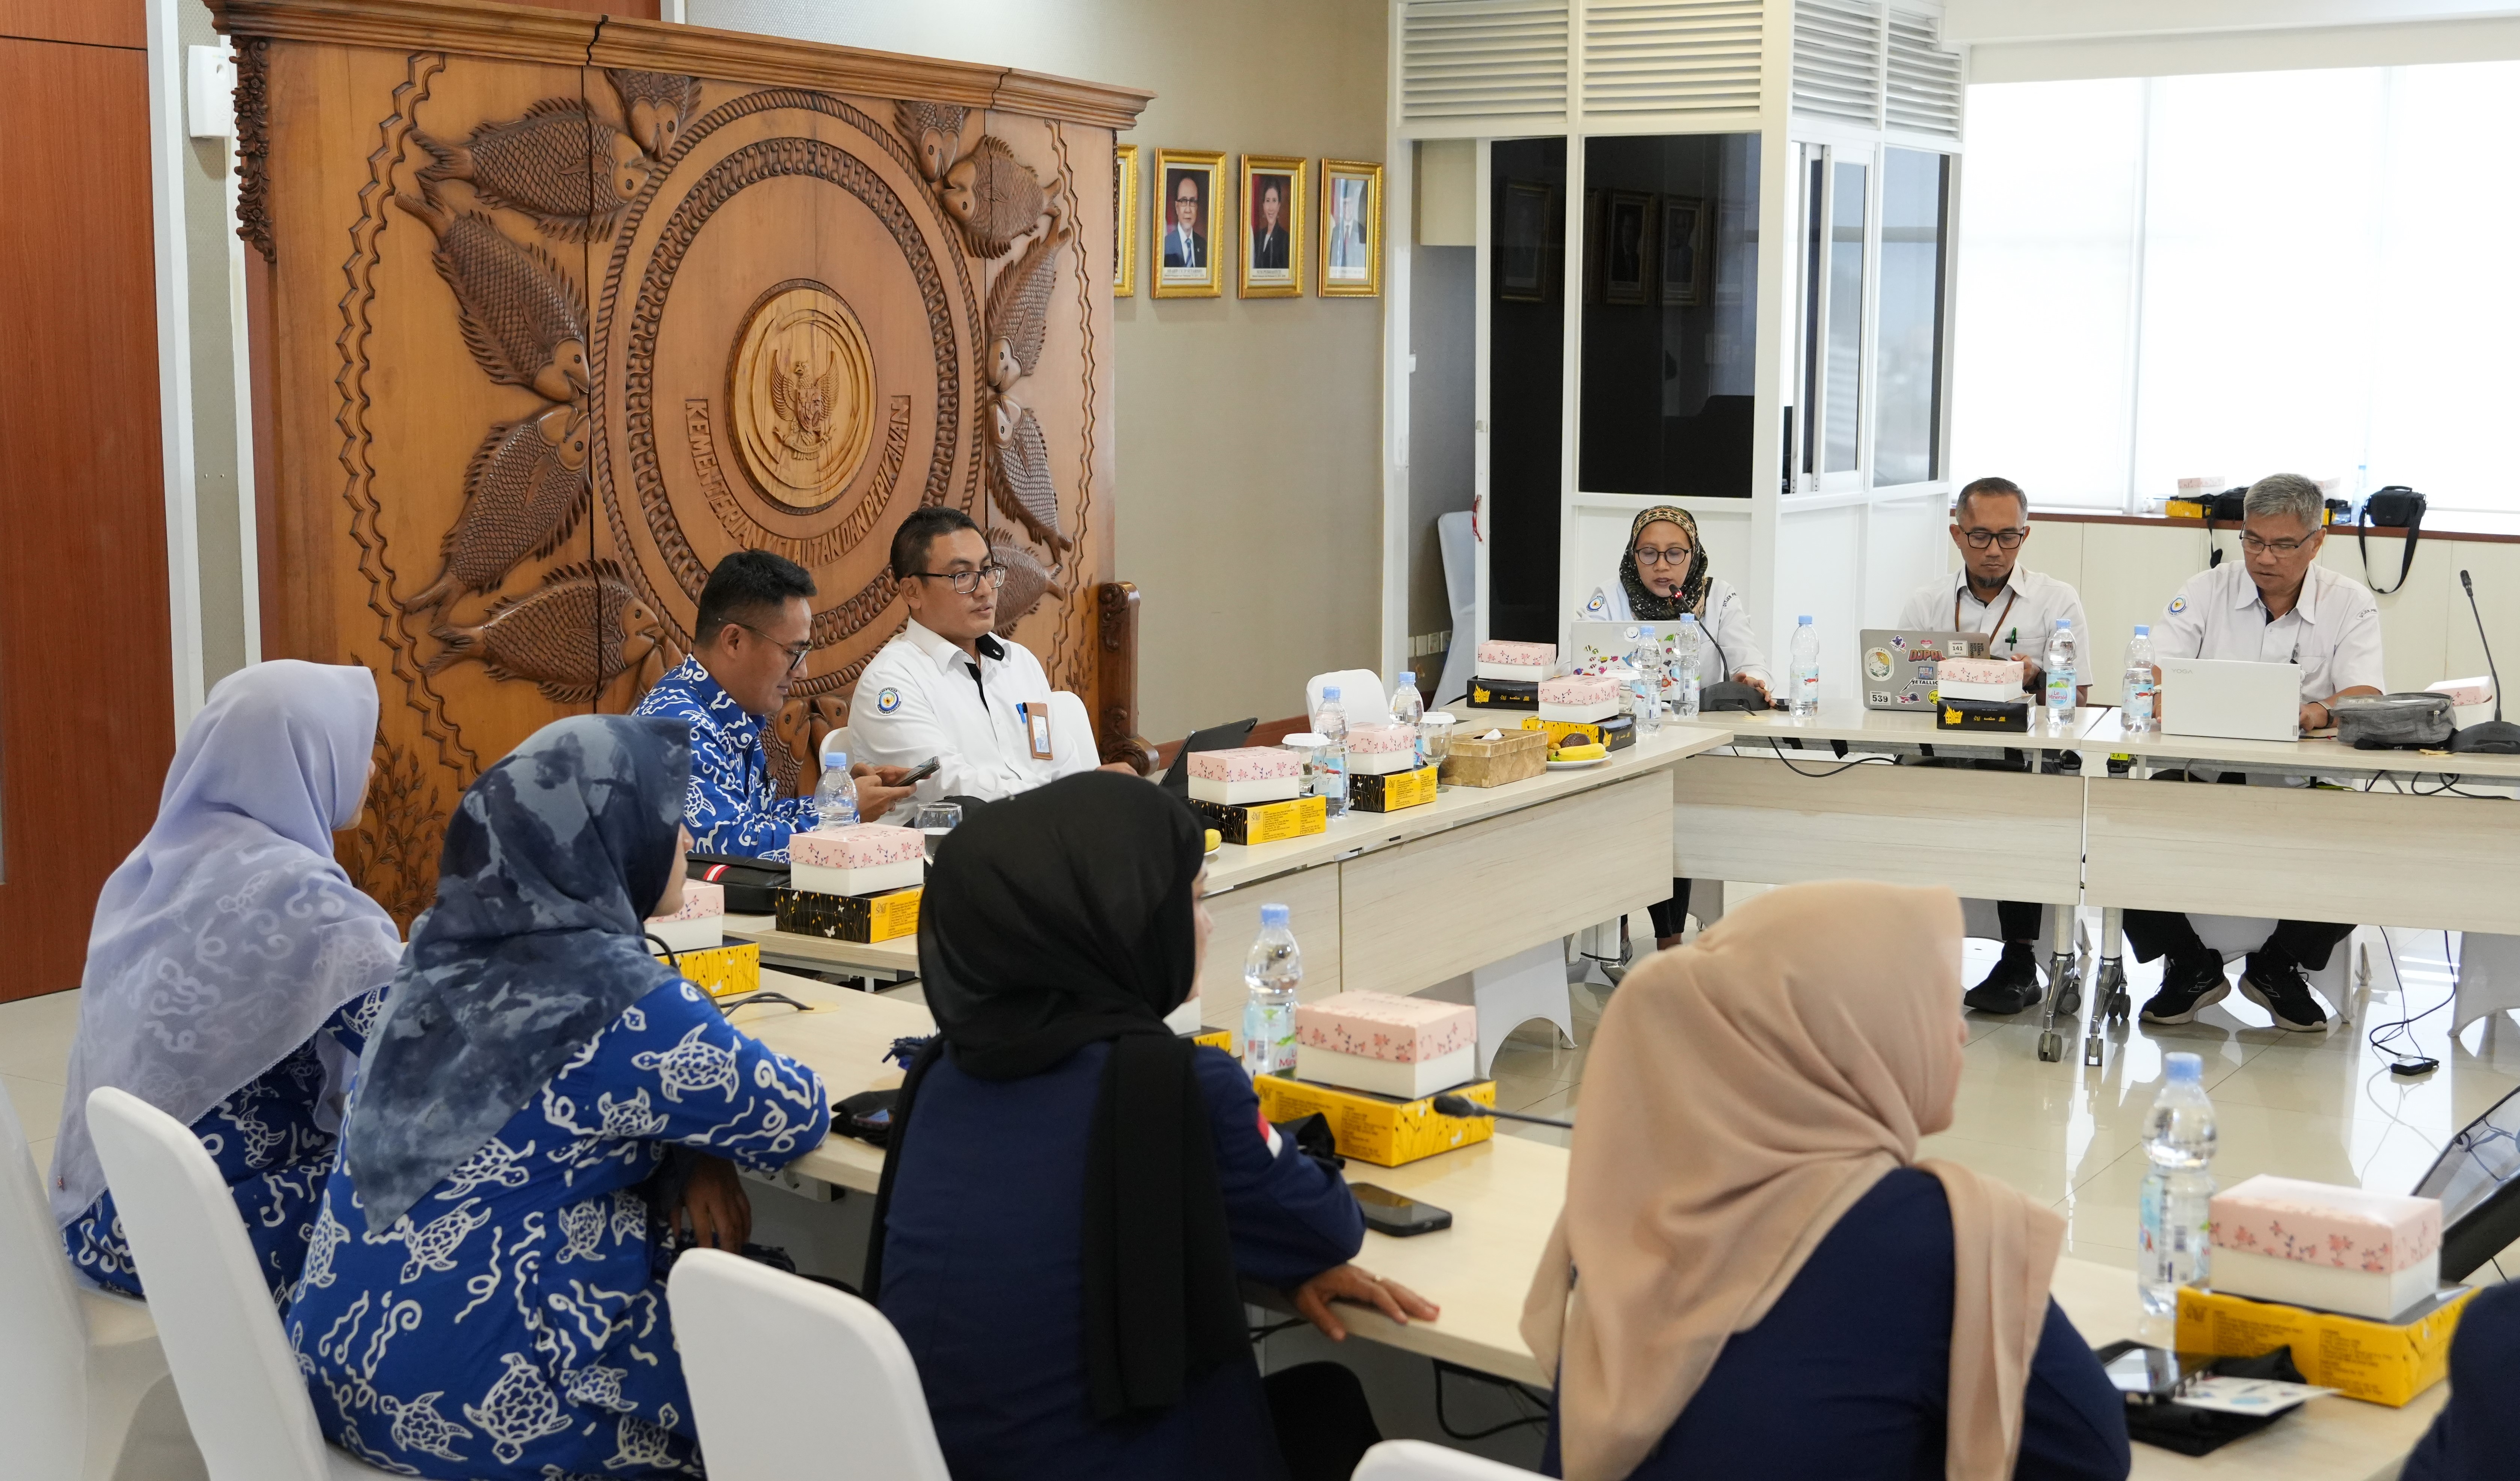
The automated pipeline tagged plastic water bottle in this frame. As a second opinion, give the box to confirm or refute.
[1789,616,1821,716]
[1673,615,1703,719]
[812,741,858,830]
[2123,625,2158,734]
[2138,1052,2219,1316]
[1241,905,1302,1078]
[1388,671,1425,765]
[1315,688,1350,820]
[1630,659,1665,736]
[2044,618,2078,728]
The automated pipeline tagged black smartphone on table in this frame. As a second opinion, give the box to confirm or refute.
[900,756,942,784]
[1350,1182,1451,1237]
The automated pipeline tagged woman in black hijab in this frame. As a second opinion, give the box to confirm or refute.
[871,772,1433,1481]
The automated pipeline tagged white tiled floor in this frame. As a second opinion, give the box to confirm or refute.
[0,985,82,1179]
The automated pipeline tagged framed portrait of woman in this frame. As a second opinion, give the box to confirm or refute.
[1113,143,1140,296]
[1152,148,1226,299]
[1238,154,1306,298]
[1318,159,1383,297]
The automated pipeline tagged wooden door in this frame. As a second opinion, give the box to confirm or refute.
[0,1,176,1000]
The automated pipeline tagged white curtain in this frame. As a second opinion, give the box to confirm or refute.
[1952,62,2520,515]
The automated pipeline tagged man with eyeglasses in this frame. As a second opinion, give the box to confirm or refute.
[634,549,917,859]
[2127,472,2383,1033]
[851,507,1119,822]
[1895,476,2090,1015]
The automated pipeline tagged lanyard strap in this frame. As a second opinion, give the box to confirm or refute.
[1955,587,2020,647]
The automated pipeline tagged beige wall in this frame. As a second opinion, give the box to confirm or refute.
[180,0,252,687]
[695,0,1391,740]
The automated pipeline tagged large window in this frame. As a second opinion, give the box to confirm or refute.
[1952,62,2520,513]
[1795,139,1951,492]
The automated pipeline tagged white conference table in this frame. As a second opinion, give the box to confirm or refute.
[739,977,2442,1481]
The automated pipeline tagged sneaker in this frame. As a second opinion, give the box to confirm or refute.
[2140,949,2230,1025]
[2239,952,2329,1033]
[1964,941,2044,1015]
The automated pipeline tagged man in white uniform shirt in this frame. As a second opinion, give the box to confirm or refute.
[1896,477,2088,1015]
[2128,473,2384,1033]
[851,507,1117,822]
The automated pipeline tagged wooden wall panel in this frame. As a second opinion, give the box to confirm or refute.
[0,0,144,48]
[0,29,175,1000]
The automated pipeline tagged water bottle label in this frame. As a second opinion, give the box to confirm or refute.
[2126,687,2154,724]
[1242,1001,1296,1077]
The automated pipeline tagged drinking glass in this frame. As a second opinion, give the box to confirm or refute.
[915,801,962,862]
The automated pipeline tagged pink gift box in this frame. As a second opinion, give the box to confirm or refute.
[1346,723,1416,756]
[2429,677,2494,707]
[2210,1175,2441,1273]
[1939,657,2022,687]
[1294,991,1475,1064]
[1186,747,1304,782]
[1538,675,1619,705]
[652,880,724,922]
[788,824,926,870]
[1477,640,1555,667]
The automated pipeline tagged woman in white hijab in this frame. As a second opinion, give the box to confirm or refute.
[50,661,403,1300]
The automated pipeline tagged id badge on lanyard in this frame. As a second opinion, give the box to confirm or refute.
[1016,701,1054,760]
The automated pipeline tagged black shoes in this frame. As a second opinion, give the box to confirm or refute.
[1964,941,2045,1015]
[2140,949,2230,1025]
[2239,951,2330,1033]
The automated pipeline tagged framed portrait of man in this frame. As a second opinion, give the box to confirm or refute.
[1498,180,1555,303]
[1605,189,1653,305]
[1318,159,1383,297]
[1113,143,1140,296]
[1153,148,1225,299]
[1238,154,1305,297]
[1661,193,1707,307]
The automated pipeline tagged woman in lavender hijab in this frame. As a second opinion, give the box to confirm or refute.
[50,660,404,1300]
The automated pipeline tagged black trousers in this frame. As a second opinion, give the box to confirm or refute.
[1996,900,2043,943]
[1648,877,1695,940]
[1262,1361,1381,1481]
[2117,770,2352,973]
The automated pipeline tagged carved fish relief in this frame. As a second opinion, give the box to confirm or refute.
[609,70,700,157]
[407,404,592,614]
[984,210,1067,392]
[393,192,590,403]
[988,401,1067,552]
[425,558,664,704]
[416,100,652,242]
[894,100,969,185]
[988,531,1069,637]
[940,136,1046,259]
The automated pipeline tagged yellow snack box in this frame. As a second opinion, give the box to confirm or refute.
[657,941,762,999]
[2173,1282,2476,1406]
[1193,1028,1234,1054]
[1191,793,1329,846]
[1348,764,1438,813]
[1252,1075,1495,1167]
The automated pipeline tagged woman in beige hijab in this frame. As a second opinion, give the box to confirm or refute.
[1524,882,2127,1481]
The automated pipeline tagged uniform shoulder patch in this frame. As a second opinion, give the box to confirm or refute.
[2167,596,2186,614]
[875,686,902,714]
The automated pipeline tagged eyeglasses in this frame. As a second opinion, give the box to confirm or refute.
[1634,546,1694,567]
[735,622,812,672]
[908,564,1009,596]
[1959,527,2029,550]
[2239,532,2312,556]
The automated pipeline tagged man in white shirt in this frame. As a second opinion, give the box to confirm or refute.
[2129,472,2385,1033]
[850,507,1119,821]
[1896,477,2089,1016]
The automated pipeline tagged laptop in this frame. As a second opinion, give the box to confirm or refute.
[2161,659,2302,742]
[1566,620,1683,673]
[1158,716,1259,796]
[1857,629,1991,710]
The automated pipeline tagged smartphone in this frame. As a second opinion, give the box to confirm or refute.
[901,756,942,784]
[2094,1341,2185,1400]
[1350,1182,1451,1237]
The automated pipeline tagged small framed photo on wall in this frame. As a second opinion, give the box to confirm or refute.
[1661,194,1708,307]
[1238,154,1306,297]
[1152,148,1226,298]
[1318,159,1383,297]
[1497,180,1555,303]
[1113,143,1140,296]
[1604,189,1654,306]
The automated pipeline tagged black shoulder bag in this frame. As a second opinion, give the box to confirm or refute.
[2358,486,2426,596]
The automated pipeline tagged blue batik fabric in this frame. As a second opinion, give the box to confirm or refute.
[630,655,812,861]
[287,978,828,1480]
[66,986,387,1302]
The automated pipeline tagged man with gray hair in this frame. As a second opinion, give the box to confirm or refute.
[2129,472,2384,1032]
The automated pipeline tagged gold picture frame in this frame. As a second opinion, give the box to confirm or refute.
[1151,148,1226,299]
[1113,143,1140,296]
[1237,154,1306,298]
[1318,158,1383,297]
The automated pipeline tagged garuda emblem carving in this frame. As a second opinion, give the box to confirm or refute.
[768,357,837,457]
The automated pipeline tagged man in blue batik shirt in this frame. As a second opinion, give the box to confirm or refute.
[635,550,915,860]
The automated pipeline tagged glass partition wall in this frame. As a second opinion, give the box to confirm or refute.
[1794,139,1952,494]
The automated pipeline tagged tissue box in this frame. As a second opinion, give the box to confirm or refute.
[2430,676,2496,728]
[1466,676,1539,710]
[772,884,922,943]
[1442,728,1548,787]
[1938,698,2028,733]
[1191,793,1328,846]
[789,825,926,897]
[1346,724,1420,776]
[1296,991,1477,1063]
[1253,1075,1496,1167]
[1295,1043,1476,1099]
[1936,656,2025,704]
[2175,1283,2473,1406]
[2209,1175,2442,1320]
[1348,765,1438,812]
[1187,743,1305,805]
[1537,675,1620,724]
[1522,715,1635,753]
[657,941,761,998]
[646,881,726,952]
[1476,640,1556,682]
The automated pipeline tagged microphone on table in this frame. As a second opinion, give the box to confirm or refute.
[2449,569,2520,754]
[1432,1092,1575,1130]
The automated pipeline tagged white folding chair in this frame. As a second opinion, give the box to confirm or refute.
[1353,1437,1546,1480]
[0,1084,197,1481]
[668,1247,949,1481]
[83,1087,397,1481]
[2451,933,2520,1039]
[1308,668,1389,730]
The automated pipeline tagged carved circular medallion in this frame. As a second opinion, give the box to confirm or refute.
[725,280,877,514]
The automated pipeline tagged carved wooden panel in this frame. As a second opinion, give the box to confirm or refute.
[215,1,1146,921]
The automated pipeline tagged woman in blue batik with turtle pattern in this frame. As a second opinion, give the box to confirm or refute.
[289,713,830,1480]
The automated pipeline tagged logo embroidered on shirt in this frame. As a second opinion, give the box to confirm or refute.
[876,686,902,713]
[2168,596,2187,614]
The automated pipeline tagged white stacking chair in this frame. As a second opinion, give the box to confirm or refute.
[2451,933,2520,1039]
[668,1247,950,1481]
[83,1087,397,1481]
[1353,1438,1546,1480]
[0,1084,198,1481]
[1308,668,1389,730]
